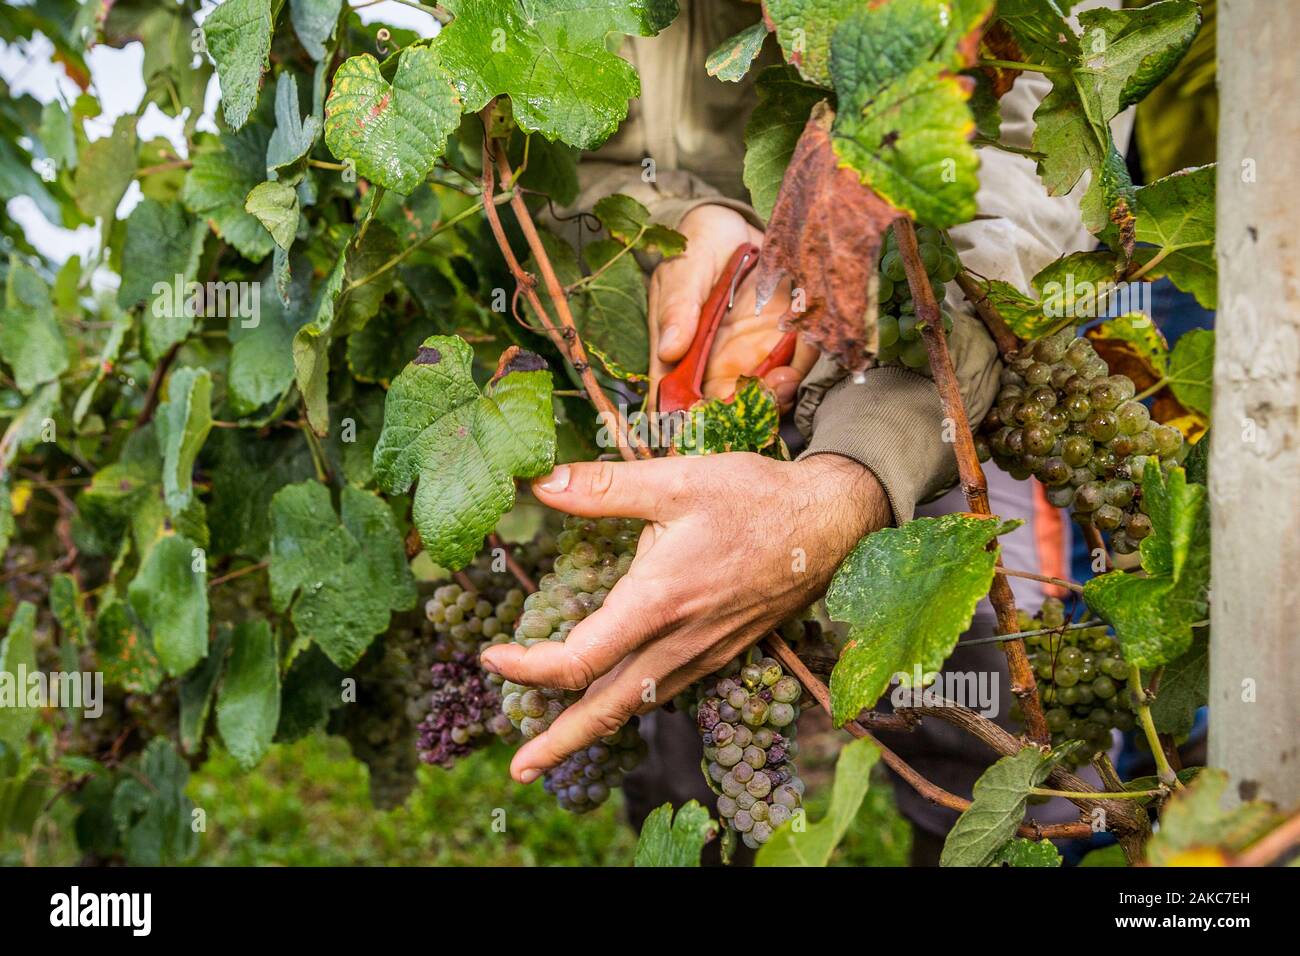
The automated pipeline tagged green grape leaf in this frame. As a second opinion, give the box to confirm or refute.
[216,618,281,770]
[633,800,718,867]
[291,246,348,436]
[372,337,557,570]
[1183,432,1209,486]
[706,21,769,83]
[245,179,300,249]
[510,133,580,206]
[1148,626,1208,738]
[128,534,209,677]
[38,99,76,171]
[182,126,277,262]
[1132,164,1215,309]
[0,481,13,557]
[0,603,37,752]
[1166,328,1213,417]
[991,837,1062,867]
[1079,844,1128,867]
[827,514,1020,726]
[290,0,344,60]
[96,598,163,694]
[275,644,346,742]
[73,114,138,222]
[156,366,213,516]
[591,195,686,258]
[764,0,861,86]
[103,0,213,122]
[1076,1,1202,118]
[1084,461,1209,669]
[323,46,461,193]
[268,482,416,668]
[118,199,208,360]
[433,0,678,149]
[206,428,315,559]
[757,735,881,866]
[202,0,274,131]
[179,625,233,754]
[49,573,87,645]
[674,377,780,455]
[0,257,67,394]
[743,66,827,221]
[1145,768,1284,866]
[828,0,985,227]
[940,747,1057,867]
[228,261,313,416]
[1003,0,1200,240]
[267,71,322,174]
[968,251,1123,340]
[526,233,649,379]
[110,738,200,866]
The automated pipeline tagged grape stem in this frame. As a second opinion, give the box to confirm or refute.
[477,109,649,462]
[954,271,1021,358]
[958,617,1108,647]
[488,533,538,593]
[894,219,1051,746]
[998,565,1085,593]
[1030,786,1164,800]
[1129,662,1184,789]
[764,633,1150,850]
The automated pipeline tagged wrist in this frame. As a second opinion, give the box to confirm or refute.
[793,453,891,546]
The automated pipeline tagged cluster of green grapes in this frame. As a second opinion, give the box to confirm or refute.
[500,515,642,740]
[542,719,647,813]
[1010,598,1135,767]
[424,581,526,660]
[980,330,1184,554]
[694,654,805,850]
[875,226,960,372]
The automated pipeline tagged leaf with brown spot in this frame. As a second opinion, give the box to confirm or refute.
[978,20,1023,96]
[754,103,901,372]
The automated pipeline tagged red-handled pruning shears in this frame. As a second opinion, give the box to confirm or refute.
[655,243,799,415]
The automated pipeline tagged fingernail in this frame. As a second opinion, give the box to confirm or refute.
[536,465,570,494]
[776,381,798,406]
[659,326,680,355]
[519,768,540,784]
[480,656,500,675]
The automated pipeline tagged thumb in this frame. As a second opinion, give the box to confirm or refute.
[651,259,715,364]
[532,459,696,522]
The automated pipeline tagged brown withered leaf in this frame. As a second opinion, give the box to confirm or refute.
[754,102,902,372]
[979,21,1023,97]
[1086,329,1162,393]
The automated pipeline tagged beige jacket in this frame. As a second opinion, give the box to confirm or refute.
[555,0,1128,524]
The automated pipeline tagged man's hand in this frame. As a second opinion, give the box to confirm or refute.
[650,205,818,412]
[480,453,890,783]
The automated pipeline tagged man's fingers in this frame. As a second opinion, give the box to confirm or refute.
[531,458,699,522]
[762,366,803,411]
[508,662,643,781]
[653,261,713,363]
[480,582,666,689]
